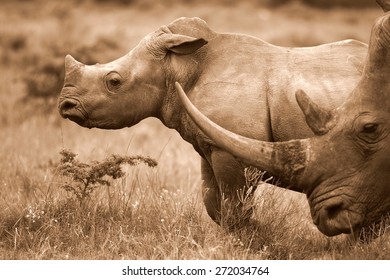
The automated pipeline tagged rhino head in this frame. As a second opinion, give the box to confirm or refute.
[58,18,208,129]
[176,9,390,236]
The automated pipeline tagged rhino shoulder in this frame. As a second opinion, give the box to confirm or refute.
[329,39,368,72]
[292,39,368,73]
[166,17,217,40]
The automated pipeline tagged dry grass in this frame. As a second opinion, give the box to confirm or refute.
[0,0,389,260]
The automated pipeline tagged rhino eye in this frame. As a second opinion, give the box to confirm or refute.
[105,72,122,92]
[362,123,378,134]
[358,122,382,144]
[110,78,120,87]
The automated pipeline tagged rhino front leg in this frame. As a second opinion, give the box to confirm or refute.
[201,158,221,223]
[201,150,255,229]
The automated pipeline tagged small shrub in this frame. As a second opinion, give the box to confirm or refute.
[57,149,157,205]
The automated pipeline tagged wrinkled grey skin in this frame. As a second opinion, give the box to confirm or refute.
[58,17,367,228]
[176,8,390,236]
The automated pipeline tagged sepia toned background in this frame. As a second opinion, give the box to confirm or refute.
[0,0,388,259]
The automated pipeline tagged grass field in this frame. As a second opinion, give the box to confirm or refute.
[0,0,389,259]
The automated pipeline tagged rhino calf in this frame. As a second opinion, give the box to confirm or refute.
[176,6,390,236]
[58,16,367,229]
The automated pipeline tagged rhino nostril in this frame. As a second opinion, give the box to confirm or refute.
[60,100,78,114]
[325,202,344,219]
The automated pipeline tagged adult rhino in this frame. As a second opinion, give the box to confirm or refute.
[58,15,367,229]
[175,4,390,236]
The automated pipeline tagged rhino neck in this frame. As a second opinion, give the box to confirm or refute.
[159,51,206,132]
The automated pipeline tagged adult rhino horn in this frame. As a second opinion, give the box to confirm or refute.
[367,11,390,73]
[295,90,335,136]
[377,0,390,12]
[175,82,310,188]
[64,54,83,75]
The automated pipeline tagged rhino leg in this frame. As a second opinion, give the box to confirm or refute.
[202,150,255,229]
[201,159,221,223]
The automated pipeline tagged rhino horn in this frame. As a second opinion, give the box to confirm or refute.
[175,82,309,188]
[377,0,390,12]
[64,54,83,75]
[365,12,390,75]
[295,90,335,136]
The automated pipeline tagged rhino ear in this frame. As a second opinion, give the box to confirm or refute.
[163,34,207,55]
[295,90,334,136]
[377,0,390,12]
